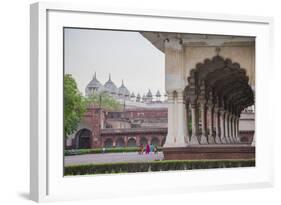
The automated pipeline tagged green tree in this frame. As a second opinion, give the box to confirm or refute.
[86,92,122,111]
[64,74,86,137]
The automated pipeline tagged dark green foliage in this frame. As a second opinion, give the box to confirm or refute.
[64,147,163,156]
[64,74,87,137]
[64,160,255,175]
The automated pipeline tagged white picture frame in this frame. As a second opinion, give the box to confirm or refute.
[30,2,274,202]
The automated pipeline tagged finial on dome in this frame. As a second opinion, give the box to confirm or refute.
[109,73,111,81]
[93,72,96,80]
[122,79,124,86]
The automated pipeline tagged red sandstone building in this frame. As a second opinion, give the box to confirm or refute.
[67,106,167,149]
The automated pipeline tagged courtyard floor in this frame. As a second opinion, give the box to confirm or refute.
[64,152,164,166]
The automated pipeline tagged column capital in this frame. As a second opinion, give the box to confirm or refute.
[177,91,185,104]
[198,99,206,107]
[190,102,197,109]
[219,107,225,115]
[207,102,214,109]
[214,104,220,112]
[166,91,174,103]
[164,38,183,50]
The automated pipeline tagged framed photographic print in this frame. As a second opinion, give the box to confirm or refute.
[30,2,274,202]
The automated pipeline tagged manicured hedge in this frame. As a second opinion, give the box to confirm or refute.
[64,159,255,175]
[65,147,163,156]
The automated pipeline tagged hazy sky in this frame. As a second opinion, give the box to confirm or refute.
[64,28,165,97]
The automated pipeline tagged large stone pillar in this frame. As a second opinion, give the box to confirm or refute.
[214,105,221,144]
[219,109,227,143]
[163,38,187,147]
[199,101,208,144]
[176,90,188,146]
[207,103,215,144]
[163,92,176,147]
[190,102,199,144]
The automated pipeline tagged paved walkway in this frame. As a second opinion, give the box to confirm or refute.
[64,152,164,166]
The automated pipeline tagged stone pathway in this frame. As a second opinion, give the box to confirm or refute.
[64,152,164,166]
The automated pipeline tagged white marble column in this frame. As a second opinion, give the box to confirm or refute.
[229,114,233,143]
[207,103,215,144]
[163,38,187,147]
[219,109,227,143]
[190,102,199,144]
[176,91,188,146]
[214,105,221,144]
[233,114,238,143]
[186,102,190,143]
[224,111,231,143]
[229,113,234,143]
[200,101,208,144]
[231,114,237,143]
[164,92,176,147]
[236,117,240,143]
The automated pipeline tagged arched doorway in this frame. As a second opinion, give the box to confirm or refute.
[75,129,92,149]
[127,138,137,147]
[151,137,160,146]
[116,137,125,147]
[104,138,113,148]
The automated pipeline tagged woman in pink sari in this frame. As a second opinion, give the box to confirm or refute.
[145,144,150,154]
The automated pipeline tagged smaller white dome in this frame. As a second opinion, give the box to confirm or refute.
[118,80,130,97]
[104,74,118,95]
[146,89,152,97]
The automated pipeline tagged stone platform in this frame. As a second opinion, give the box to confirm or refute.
[163,145,255,160]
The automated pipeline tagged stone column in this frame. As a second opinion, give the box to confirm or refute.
[229,113,234,143]
[175,90,188,146]
[207,103,215,144]
[199,101,208,144]
[219,108,227,143]
[230,114,236,143]
[190,102,199,144]
[163,92,176,147]
[236,117,240,143]
[214,105,221,144]
[163,38,187,147]
[224,111,231,143]
[233,115,238,143]
[185,102,190,143]
[228,113,233,143]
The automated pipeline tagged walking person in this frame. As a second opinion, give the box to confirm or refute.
[139,144,144,155]
[145,143,150,154]
[150,143,154,154]
[154,145,159,160]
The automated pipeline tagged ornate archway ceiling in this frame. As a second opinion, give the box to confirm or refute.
[185,56,254,115]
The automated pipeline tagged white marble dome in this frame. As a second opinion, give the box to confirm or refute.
[118,80,130,98]
[85,72,104,96]
[103,74,118,95]
[156,90,161,97]
[146,89,152,97]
